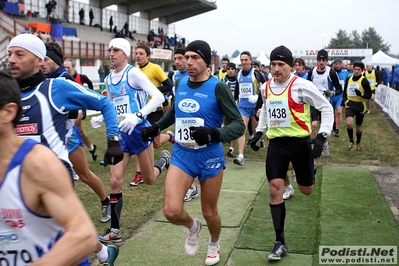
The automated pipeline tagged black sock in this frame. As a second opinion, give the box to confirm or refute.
[110,193,122,229]
[101,196,110,207]
[347,128,354,143]
[154,158,167,173]
[333,122,336,132]
[270,202,286,244]
[136,171,141,175]
[356,131,362,145]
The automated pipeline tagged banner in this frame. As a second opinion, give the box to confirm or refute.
[151,48,172,60]
[374,84,399,127]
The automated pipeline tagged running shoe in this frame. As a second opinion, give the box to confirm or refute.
[283,186,294,200]
[233,156,244,166]
[334,130,339,137]
[99,245,119,266]
[90,144,98,161]
[98,228,122,244]
[357,144,362,150]
[73,171,80,181]
[322,142,329,156]
[130,172,143,186]
[167,130,175,144]
[184,187,199,202]
[185,219,202,256]
[226,148,234,158]
[246,139,251,147]
[101,204,111,223]
[267,241,289,261]
[161,150,171,169]
[205,245,220,265]
[347,142,354,151]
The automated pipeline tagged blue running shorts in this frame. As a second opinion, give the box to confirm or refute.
[238,107,256,119]
[330,94,343,110]
[171,143,225,182]
[120,120,152,156]
[66,125,84,153]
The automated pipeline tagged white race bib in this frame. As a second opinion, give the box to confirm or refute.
[113,96,131,115]
[175,117,205,148]
[348,83,359,97]
[367,78,375,86]
[239,83,253,98]
[266,99,290,128]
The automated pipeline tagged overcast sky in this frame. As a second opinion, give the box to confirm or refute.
[173,0,399,58]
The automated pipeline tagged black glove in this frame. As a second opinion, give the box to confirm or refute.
[189,126,220,146]
[311,133,326,158]
[249,132,263,151]
[324,90,334,98]
[141,124,160,141]
[354,89,363,97]
[103,140,124,166]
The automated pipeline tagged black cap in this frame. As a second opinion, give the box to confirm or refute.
[333,58,343,64]
[353,61,365,70]
[174,48,185,56]
[317,49,328,60]
[270,45,293,67]
[227,62,236,69]
[185,40,212,66]
[251,60,261,67]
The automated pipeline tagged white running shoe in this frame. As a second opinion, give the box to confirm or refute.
[184,187,199,202]
[291,170,296,183]
[205,245,220,265]
[283,186,294,200]
[185,219,202,256]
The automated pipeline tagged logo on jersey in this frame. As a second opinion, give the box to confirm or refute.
[1,209,25,229]
[15,124,38,135]
[178,99,200,113]
[0,232,19,246]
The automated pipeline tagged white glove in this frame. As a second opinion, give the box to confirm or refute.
[248,95,259,104]
[118,113,141,135]
[90,115,104,129]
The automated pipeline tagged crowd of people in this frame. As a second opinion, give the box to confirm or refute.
[1,28,395,265]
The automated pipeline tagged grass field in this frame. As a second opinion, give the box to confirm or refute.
[77,105,399,265]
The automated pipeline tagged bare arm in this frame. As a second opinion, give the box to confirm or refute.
[23,145,97,266]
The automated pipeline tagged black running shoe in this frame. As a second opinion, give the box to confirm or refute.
[90,144,98,161]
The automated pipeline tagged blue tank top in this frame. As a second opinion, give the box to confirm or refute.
[174,76,223,148]
[106,65,147,124]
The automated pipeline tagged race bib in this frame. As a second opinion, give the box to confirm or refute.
[348,83,359,97]
[175,117,204,148]
[239,83,253,98]
[367,78,375,86]
[266,99,290,128]
[112,96,131,115]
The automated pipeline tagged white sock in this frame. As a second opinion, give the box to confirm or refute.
[238,154,244,159]
[90,144,94,151]
[189,219,199,233]
[286,184,293,189]
[209,239,220,247]
[96,244,108,263]
[229,147,234,151]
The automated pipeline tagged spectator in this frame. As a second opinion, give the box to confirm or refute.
[79,8,85,25]
[89,8,94,26]
[393,64,399,91]
[123,21,129,37]
[93,22,103,31]
[113,26,117,34]
[98,64,106,82]
[128,31,136,41]
[109,16,113,32]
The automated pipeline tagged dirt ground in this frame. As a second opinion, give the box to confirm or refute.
[370,166,399,227]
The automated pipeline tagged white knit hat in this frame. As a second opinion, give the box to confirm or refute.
[108,38,131,57]
[8,34,46,60]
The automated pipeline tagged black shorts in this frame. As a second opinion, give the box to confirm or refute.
[266,136,314,186]
[345,108,365,126]
[146,108,164,125]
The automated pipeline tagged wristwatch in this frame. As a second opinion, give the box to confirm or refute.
[136,111,143,119]
[321,132,328,139]
[108,136,120,142]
